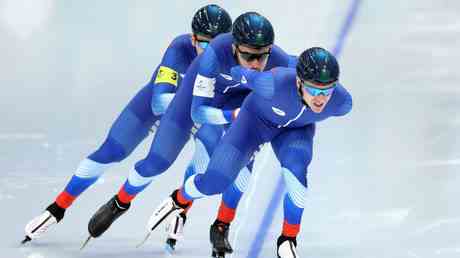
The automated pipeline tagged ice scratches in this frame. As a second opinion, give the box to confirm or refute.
[409,247,460,257]
[0,133,46,140]
[417,159,460,167]
[0,193,14,200]
[0,175,61,188]
[332,208,410,226]
[413,218,460,235]
[407,250,421,258]
[435,247,460,255]
[26,253,45,258]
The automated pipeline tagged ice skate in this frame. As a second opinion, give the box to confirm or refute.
[210,220,233,258]
[137,190,188,247]
[22,202,65,244]
[81,195,130,249]
[164,212,186,253]
[276,235,298,258]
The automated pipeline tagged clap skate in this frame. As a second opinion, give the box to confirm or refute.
[81,195,130,249]
[22,202,65,244]
[137,190,189,247]
[210,220,233,258]
[164,212,187,253]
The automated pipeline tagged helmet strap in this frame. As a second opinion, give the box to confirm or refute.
[296,79,309,107]
[232,44,242,65]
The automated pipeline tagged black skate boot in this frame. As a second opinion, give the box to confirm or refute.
[276,235,298,258]
[22,202,66,244]
[88,195,130,238]
[210,220,233,258]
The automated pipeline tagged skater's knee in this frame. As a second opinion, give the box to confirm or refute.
[89,137,127,163]
[195,125,223,152]
[183,166,196,183]
[281,156,310,179]
[233,167,251,193]
[199,171,233,196]
[282,167,307,209]
[200,183,227,195]
[135,154,172,178]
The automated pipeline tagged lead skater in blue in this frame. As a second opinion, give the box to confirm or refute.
[149,47,352,258]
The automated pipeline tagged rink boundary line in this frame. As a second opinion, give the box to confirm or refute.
[245,1,363,257]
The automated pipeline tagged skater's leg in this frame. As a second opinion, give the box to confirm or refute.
[208,161,254,256]
[55,84,158,209]
[163,124,223,251]
[183,124,224,183]
[179,109,264,203]
[216,160,253,224]
[24,82,159,242]
[271,124,315,257]
[116,111,193,204]
[85,55,199,241]
[115,63,197,204]
[272,124,315,237]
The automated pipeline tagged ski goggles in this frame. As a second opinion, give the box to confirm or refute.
[196,39,210,50]
[301,80,337,96]
[236,46,271,62]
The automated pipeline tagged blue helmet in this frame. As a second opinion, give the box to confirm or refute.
[191,4,232,38]
[232,12,274,48]
[296,47,339,84]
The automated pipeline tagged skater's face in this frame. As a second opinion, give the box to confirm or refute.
[234,44,271,71]
[297,78,336,113]
[192,34,212,55]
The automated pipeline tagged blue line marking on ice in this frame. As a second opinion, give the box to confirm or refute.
[332,0,362,56]
[245,1,362,257]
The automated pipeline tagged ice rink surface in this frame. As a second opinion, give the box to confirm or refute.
[1,0,460,257]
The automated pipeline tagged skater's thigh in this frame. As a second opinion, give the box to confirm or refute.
[90,84,159,162]
[108,84,159,146]
[202,111,264,184]
[271,124,315,182]
[194,124,225,154]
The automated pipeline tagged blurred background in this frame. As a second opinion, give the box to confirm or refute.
[1,0,460,257]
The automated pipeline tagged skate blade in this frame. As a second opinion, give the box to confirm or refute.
[164,244,174,254]
[135,232,151,248]
[80,236,92,250]
[21,236,31,245]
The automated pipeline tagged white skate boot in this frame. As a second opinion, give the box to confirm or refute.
[22,202,65,244]
[165,212,186,253]
[137,190,188,247]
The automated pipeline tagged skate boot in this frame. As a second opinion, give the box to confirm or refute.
[137,190,190,247]
[87,195,130,238]
[276,235,298,258]
[210,220,233,258]
[22,202,65,244]
[164,212,187,253]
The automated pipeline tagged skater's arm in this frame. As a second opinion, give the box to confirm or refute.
[151,39,188,115]
[191,94,238,125]
[230,66,275,99]
[191,47,237,124]
[333,84,353,117]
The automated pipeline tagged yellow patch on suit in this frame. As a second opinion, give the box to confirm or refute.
[154,66,179,86]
